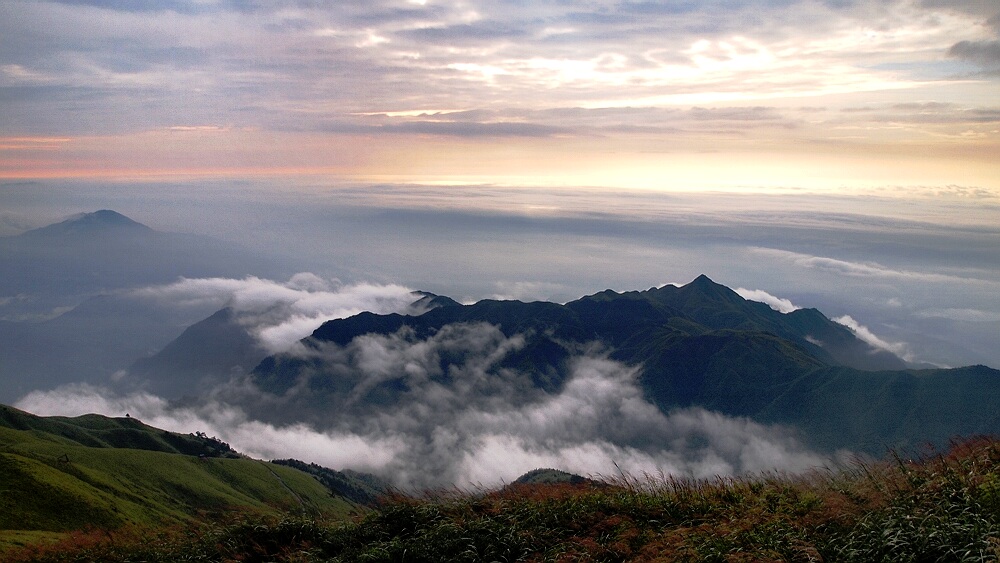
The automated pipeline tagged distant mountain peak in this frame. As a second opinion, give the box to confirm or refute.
[24,210,153,238]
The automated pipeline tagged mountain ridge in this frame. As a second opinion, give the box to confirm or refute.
[0,403,361,543]
[247,275,1000,455]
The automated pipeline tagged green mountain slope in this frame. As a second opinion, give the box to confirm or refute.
[0,405,356,550]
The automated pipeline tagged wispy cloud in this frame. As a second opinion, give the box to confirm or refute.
[833,315,912,361]
[735,287,800,313]
[751,248,1000,287]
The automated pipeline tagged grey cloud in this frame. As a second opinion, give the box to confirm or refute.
[317,105,801,140]
[399,23,533,43]
[48,0,204,13]
[5,0,983,138]
[919,0,1000,20]
[298,116,577,139]
[948,40,1000,68]
[689,106,785,121]
[840,103,1000,124]
[916,308,1000,323]
[752,247,1000,288]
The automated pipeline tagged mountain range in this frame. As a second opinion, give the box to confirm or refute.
[3,210,999,473]
[247,275,1000,455]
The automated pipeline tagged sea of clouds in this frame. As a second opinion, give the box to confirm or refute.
[18,276,839,489]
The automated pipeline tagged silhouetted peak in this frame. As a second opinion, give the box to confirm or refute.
[688,274,718,288]
[680,274,741,299]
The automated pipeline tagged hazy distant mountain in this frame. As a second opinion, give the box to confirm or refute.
[0,293,216,402]
[19,209,154,239]
[250,275,1000,454]
[128,307,269,398]
[0,209,293,318]
[0,210,296,401]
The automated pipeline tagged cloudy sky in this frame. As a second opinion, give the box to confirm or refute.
[1,0,998,188]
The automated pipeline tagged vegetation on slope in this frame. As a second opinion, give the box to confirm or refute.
[8,437,1000,562]
[0,405,357,553]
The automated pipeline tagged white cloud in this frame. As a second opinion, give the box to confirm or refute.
[132,275,418,353]
[833,315,912,361]
[735,287,800,313]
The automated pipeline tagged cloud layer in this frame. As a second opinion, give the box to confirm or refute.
[16,321,831,489]
[1,0,997,184]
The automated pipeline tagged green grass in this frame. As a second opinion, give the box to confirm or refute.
[7,437,1000,562]
[1,430,354,528]
[0,405,359,555]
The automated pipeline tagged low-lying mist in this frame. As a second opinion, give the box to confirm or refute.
[17,320,834,490]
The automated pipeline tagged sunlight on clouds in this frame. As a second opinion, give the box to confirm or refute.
[1,0,997,187]
[0,137,73,151]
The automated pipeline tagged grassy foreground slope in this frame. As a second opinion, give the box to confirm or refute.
[0,405,355,553]
[9,438,1000,562]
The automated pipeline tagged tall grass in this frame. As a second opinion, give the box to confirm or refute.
[7,437,1000,562]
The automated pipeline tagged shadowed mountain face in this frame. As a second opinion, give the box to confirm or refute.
[0,294,205,401]
[128,307,269,398]
[250,275,1000,454]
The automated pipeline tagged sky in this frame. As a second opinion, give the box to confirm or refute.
[0,0,998,188]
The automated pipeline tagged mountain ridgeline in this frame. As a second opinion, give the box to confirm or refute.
[251,275,1000,455]
[0,404,366,545]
